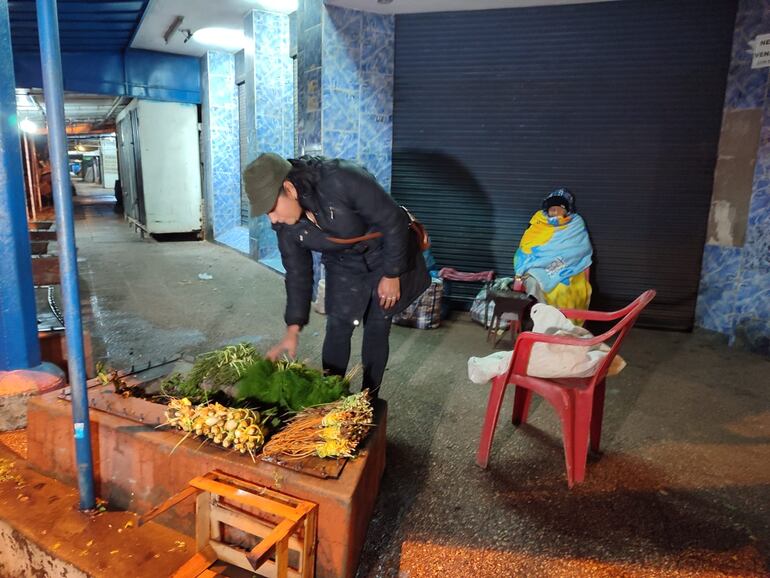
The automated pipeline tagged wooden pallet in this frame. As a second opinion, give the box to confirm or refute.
[140,470,318,578]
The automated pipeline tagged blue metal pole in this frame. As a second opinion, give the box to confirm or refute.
[36,0,95,511]
[0,0,42,371]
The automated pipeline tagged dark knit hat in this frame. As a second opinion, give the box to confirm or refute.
[542,187,575,214]
[243,153,292,217]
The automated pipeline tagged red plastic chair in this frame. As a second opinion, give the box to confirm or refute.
[475,290,656,487]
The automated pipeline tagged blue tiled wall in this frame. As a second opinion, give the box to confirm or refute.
[296,1,394,190]
[724,0,769,110]
[297,0,323,155]
[322,4,395,191]
[244,10,294,270]
[202,3,394,283]
[294,1,394,290]
[696,0,770,355]
[201,51,241,241]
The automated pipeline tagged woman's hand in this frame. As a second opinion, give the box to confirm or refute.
[267,325,301,360]
[378,276,401,310]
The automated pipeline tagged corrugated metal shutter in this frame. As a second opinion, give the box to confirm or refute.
[238,82,249,226]
[391,0,737,331]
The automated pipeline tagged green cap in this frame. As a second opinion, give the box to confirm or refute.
[243,153,292,217]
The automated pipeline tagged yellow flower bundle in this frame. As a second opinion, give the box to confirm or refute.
[261,391,374,461]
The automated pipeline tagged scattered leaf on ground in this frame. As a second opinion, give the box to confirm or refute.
[0,459,23,484]
[167,540,186,552]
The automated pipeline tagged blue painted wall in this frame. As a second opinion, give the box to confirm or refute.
[696,0,770,355]
[15,49,201,103]
[0,0,40,370]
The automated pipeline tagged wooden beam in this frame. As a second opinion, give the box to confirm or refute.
[189,477,302,522]
[196,492,212,550]
[208,470,306,509]
[301,506,317,578]
[138,486,201,527]
[246,518,301,570]
[275,536,289,578]
[209,501,302,552]
[170,545,217,578]
[209,541,301,578]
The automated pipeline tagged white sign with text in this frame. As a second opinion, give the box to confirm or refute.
[752,33,770,68]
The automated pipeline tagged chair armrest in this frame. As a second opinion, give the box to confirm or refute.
[515,329,608,349]
[505,329,611,382]
[560,308,626,321]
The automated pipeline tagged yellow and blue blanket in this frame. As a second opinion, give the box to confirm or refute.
[514,211,592,310]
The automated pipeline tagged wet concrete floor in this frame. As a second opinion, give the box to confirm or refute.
[70,189,769,577]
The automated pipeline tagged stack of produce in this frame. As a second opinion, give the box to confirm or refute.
[160,343,260,403]
[261,391,374,460]
[159,344,349,413]
[186,343,260,389]
[235,357,350,412]
[165,398,267,461]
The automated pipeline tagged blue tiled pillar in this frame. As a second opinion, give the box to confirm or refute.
[732,92,770,353]
[296,0,395,190]
[201,51,241,241]
[0,0,41,370]
[294,1,394,290]
[696,0,770,354]
[323,5,394,190]
[297,0,322,155]
[244,9,294,269]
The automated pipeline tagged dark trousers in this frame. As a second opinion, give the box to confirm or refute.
[322,291,392,397]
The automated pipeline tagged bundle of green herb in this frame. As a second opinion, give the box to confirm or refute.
[235,358,350,412]
[159,343,260,402]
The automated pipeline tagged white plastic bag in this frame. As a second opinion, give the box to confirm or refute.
[313,279,326,315]
[467,304,626,383]
[527,304,623,378]
[467,351,513,384]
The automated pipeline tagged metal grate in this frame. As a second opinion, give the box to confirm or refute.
[391,0,737,330]
[9,0,151,53]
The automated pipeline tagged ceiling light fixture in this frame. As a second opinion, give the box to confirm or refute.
[163,15,184,44]
[192,27,247,52]
[377,0,393,4]
[19,118,38,133]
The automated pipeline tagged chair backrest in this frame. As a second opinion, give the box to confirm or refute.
[587,290,656,386]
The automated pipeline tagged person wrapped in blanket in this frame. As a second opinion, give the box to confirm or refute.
[514,188,592,311]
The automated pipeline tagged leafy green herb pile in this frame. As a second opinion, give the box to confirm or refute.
[159,344,349,412]
[235,358,349,412]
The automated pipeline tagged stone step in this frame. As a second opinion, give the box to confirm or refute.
[0,445,191,577]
